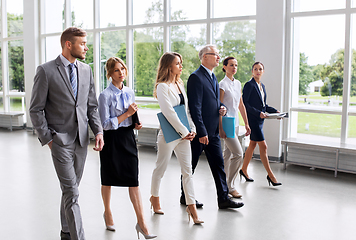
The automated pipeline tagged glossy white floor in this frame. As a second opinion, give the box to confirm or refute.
[1,129,356,240]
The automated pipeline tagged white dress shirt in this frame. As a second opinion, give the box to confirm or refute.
[219,75,242,125]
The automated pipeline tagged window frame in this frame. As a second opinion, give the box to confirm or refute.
[285,0,356,143]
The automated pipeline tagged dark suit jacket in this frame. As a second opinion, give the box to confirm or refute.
[187,65,224,138]
[242,78,277,125]
[30,55,103,147]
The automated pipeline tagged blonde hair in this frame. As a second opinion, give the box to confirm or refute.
[105,57,128,80]
[153,52,183,98]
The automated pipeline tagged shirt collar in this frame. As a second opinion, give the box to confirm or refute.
[223,75,235,84]
[109,82,125,94]
[60,54,78,68]
[201,64,213,78]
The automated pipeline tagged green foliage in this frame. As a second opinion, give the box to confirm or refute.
[297,112,342,137]
[214,21,256,85]
[8,42,24,92]
[299,53,314,95]
[145,1,164,24]
[7,13,24,92]
[302,48,356,97]
[7,13,23,36]
[134,41,163,96]
[171,23,203,84]
[101,29,126,60]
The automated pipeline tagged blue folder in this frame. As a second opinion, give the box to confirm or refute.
[157,104,191,143]
[222,116,235,138]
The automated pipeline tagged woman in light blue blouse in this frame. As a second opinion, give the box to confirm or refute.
[98,57,156,239]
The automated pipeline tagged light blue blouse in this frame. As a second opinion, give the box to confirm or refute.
[98,82,135,130]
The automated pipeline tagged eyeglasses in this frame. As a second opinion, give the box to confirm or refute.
[205,53,221,57]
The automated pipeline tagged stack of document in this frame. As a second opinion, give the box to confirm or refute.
[266,112,288,119]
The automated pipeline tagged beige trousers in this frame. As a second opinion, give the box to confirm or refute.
[223,128,244,193]
[151,130,195,205]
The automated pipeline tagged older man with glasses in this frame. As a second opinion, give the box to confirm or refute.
[180,44,244,210]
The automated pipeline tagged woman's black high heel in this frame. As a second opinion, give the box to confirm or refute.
[239,169,254,182]
[267,175,282,187]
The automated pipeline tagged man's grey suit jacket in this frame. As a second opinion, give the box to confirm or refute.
[30,55,102,147]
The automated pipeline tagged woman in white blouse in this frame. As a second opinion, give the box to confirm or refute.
[219,57,251,198]
[150,52,203,224]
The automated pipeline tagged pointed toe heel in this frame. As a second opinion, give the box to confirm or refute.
[103,213,116,231]
[267,175,282,187]
[186,206,204,224]
[239,169,254,182]
[135,223,157,239]
[149,196,164,215]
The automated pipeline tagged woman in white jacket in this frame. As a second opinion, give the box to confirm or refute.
[150,52,203,224]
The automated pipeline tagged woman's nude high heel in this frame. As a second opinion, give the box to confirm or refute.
[186,206,204,224]
[103,213,116,231]
[135,223,157,239]
[149,196,164,215]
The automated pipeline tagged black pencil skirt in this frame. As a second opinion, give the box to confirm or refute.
[249,119,265,142]
[100,127,139,187]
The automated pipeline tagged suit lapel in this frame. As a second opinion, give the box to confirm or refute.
[252,79,264,105]
[77,62,83,100]
[168,83,181,104]
[56,56,76,100]
[261,83,266,104]
[200,66,217,96]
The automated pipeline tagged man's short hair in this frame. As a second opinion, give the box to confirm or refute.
[60,27,87,49]
[198,44,217,60]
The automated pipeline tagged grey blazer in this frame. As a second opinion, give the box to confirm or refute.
[30,55,102,147]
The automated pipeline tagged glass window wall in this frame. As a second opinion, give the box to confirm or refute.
[292,0,345,12]
[7,0,23,37]
[134,27,163,96]
[213,20,256,84]
[213,0,256,18]
[45,36,62,62]
[8,40,24,92]
[133,0,163,25]
[100,0,126,28]
[170,0,206,21]
[72,0,94,29]
[43,0,64,34]
[171,24,206,84]
[100,30,126,90]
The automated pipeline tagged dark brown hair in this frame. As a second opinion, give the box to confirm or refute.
[252,62,264,70]
[222,57,236,72]
[60,27,87,49]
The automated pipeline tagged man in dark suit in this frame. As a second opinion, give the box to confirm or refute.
[30,27,104,240]
[181,45,244,209]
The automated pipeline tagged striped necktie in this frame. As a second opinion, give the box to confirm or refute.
[69,63,77,98]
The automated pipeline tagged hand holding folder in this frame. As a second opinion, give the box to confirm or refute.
[266,112,288,119]
[157,104,191,143]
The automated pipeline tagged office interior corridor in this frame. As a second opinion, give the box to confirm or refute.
[1,129,355,240]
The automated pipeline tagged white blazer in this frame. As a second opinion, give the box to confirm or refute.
[156,82,196,138]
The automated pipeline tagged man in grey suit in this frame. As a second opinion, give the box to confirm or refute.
[30,27,104,240]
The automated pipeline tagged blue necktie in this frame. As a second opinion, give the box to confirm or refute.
[69,63,77,98]
[212,73,217,93]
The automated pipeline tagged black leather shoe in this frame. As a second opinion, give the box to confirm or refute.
[180,196,204,208]
[60,231,71,240]
[218,199,244,209]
